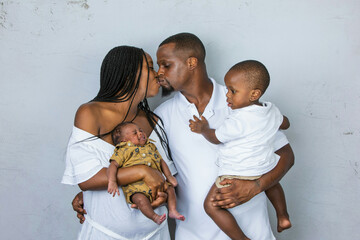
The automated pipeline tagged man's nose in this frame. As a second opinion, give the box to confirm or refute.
[157,68,164,77]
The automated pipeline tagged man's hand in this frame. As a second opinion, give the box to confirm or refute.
[72,192,86,224]
[211,178,261,209]
[189,115,209,133]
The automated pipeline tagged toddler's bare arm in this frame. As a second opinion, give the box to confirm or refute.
[189,115,221,144]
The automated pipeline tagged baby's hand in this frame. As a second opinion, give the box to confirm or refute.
[167,175,178,187]
[189,115,209,133]
[108,181,120,197]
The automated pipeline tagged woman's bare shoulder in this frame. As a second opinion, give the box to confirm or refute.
[74,102,101,135]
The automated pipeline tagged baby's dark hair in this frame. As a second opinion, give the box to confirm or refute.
[229,60,270,94]
[111,122,135,145]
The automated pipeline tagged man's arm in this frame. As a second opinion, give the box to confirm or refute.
[211,144,294,208]
[280,116,290,130]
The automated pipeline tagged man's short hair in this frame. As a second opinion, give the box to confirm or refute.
[159,32,206,62]
[229,60,270,94]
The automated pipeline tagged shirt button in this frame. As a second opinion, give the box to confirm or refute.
[142,153,146,157]
[127,143,131,146]
[147,162,151,166]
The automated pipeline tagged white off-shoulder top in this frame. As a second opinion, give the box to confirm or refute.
[62,125,173,240]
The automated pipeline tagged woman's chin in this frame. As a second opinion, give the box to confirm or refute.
[146,89,160,98]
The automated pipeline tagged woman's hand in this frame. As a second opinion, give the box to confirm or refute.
[211,179,261,209]
[131,191,168,209]
[131,165,168,209]
[72,192,86,224]
[141,166,167,201]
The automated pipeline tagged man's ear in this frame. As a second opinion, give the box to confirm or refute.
[250,89,262,101]
[187,57,198,70]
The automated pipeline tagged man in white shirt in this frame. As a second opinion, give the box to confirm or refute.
[72,33,294,239]
[154,33,294,240]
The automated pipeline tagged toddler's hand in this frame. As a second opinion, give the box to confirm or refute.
[108,181,120,197]
[189,115,209,133]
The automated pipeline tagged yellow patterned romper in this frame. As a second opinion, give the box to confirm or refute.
[110,139,163,204]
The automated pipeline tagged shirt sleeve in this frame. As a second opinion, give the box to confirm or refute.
[273,130,289,151]
[61,129,105,185]
[110,146,126,167]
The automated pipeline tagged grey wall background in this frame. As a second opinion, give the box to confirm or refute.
[0,0,359,239]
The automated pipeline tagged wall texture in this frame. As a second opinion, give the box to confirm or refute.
[0,0,359,239]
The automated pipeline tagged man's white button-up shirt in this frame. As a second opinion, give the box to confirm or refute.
[155,78,287,240]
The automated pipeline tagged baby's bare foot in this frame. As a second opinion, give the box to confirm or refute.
[153,213,167,225]
[169,210,185,221]
[278,215,292,232]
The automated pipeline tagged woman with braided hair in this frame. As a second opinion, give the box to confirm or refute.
[62,46,174,239]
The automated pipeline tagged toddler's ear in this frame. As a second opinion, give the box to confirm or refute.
[250,89,262,101]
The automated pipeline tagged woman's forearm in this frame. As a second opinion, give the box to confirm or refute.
[78,166,146,191]
[257,144,295,192]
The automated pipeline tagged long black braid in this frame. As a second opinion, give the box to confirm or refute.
[139,53,173,161]
[93,46,143,102]
[138,99,173,162]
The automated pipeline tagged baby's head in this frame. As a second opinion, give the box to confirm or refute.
[112,122,147,146]
[224,60,270,109]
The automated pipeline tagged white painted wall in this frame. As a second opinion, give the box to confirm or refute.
[0,0,359,239]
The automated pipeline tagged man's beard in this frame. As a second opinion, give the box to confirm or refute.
[161,86,175,97]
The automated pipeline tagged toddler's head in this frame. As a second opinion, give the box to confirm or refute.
[224,60,270,109]
[112,122,147,146]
